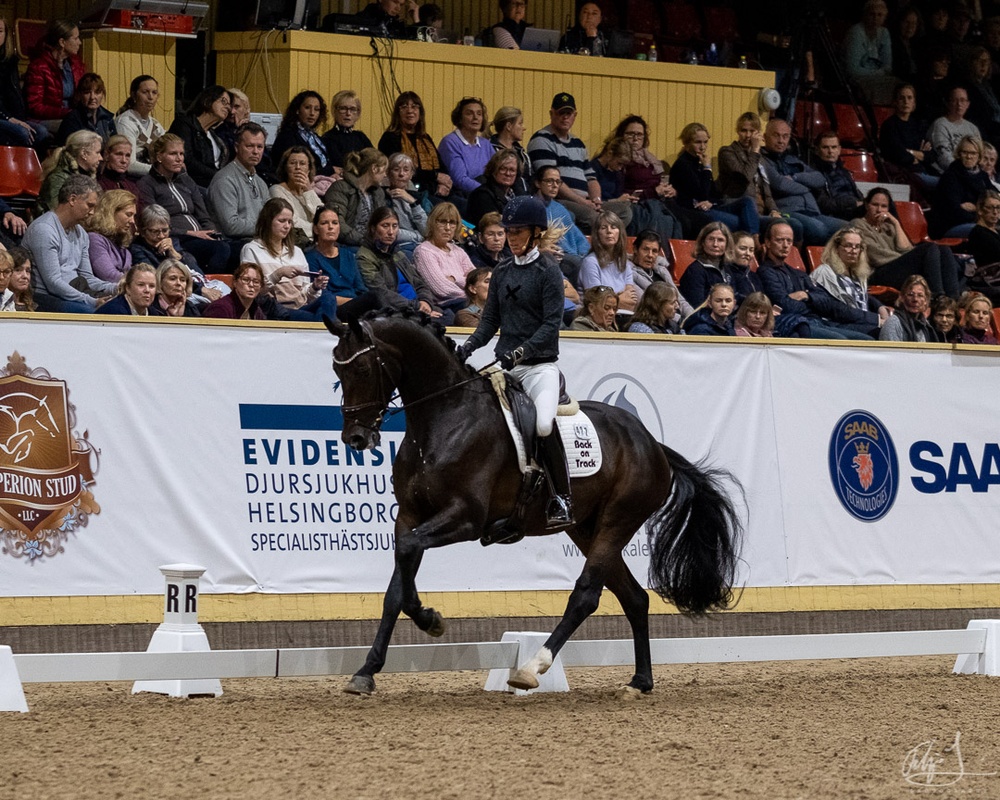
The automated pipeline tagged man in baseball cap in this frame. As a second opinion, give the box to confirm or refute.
[526,91,632,232]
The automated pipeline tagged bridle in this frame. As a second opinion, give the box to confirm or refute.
[333,321,492,435]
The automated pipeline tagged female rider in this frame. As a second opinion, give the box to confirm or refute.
[457,196,572,532]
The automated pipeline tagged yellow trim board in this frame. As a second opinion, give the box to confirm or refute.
[2,585,1000,627]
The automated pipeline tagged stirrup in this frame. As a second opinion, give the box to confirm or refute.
[545,495,574,529]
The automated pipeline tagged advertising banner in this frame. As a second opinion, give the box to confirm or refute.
[0,317,996,598]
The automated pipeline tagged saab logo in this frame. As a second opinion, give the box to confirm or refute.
[587,373,663,441]
[0,352,101,561]
[828,410,899,522]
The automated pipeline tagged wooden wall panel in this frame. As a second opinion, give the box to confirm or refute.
[83,32,177,121]
[216,31,773,164]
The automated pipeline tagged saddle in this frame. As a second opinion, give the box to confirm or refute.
[493,369,574,457]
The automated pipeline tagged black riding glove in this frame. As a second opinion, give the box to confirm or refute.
[456,343,473,364]
[500,347,525,371]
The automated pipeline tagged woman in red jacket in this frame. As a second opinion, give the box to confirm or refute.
[25,19,87,123]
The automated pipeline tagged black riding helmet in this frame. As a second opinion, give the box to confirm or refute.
[501,196,548,231]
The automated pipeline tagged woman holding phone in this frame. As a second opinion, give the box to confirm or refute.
[240,197,329,311]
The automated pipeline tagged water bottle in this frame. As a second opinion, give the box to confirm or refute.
[462,28,474,46]
[686,49,699,65]
[648,43,657,62]
[739,55,748,69]
[706,42,718,66]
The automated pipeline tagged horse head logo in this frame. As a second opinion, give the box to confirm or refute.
[0,391,61,464]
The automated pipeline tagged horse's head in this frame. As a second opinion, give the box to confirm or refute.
[325,314,396,452]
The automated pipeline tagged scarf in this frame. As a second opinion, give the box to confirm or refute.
[401,132,440,171]
[896,308,938,342]
[298,123,329,170]
[629,146,664,174]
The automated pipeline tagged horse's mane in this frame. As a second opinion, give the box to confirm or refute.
[360,306,459,355]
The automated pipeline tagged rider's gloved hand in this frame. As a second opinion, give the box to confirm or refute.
[500,347,525,371]
[456,343,473,364]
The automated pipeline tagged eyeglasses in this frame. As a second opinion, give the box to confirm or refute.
[246,173,259,198]
[335,105,360,113]
[0,269,11,277]
[984,204,1000,211]
[903,291,927,299]
[496,167,518,175]
[539,177,562,185]
[839,242,863,251]
[238,276,262,287]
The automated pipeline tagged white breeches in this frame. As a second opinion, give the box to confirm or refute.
[509,362,559,437]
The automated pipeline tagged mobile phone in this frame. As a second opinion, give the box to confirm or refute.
[303,271,323,277]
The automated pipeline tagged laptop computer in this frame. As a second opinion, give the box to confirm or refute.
[520,27,561,53]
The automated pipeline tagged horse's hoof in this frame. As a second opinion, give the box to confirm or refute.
[507,668,540,691]
[343,674,375,695]
[615,685,644,701]
[419,608,446,637]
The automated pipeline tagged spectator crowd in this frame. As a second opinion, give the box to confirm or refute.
[1,4,999,344]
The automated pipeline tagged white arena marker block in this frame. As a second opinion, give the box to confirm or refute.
[484,632,569,695]
[954,620,1000,676]
[133,564,223,698]
[0,646,28,713]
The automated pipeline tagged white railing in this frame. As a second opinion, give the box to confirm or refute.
[4,623,997,712]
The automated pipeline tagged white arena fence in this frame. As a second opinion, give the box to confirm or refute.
[4,623,1000,713]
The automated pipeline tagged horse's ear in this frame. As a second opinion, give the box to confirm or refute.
[322,314,348,338]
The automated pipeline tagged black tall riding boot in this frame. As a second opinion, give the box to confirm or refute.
[535,426,574,528]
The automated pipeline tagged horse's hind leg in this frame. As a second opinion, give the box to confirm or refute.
[603,559,653,694]
[508,536,613,691]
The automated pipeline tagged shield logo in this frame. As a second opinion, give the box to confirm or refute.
[0,375,84,535]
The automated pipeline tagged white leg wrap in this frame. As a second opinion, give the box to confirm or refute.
[525,646,553,676]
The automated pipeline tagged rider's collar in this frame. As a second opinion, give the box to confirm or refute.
[514,246,539,265]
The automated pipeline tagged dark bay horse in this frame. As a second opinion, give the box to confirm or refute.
[325,308,743,695]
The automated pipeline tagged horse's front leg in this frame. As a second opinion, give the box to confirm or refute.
[395,501,483,636]
[345,503,481,695]
[345,562,409,695]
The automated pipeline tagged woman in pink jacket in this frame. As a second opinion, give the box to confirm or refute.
[413,201,476,313]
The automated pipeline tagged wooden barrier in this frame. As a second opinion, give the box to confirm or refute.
[214,31,773,161]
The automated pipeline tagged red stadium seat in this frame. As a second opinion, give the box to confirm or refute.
[832,103,871,148]
[869,285,898,305]
[787,246,807,272]
[0,147,21,196]
[14,19,46,60]
[871,105,894,129]
[14,147,42,197]
[206,274,234,288]
[805,246,825,271]
[793,100,831,144]
[668,238,696,282]
[895,201,963,247]
[840,149,878,183]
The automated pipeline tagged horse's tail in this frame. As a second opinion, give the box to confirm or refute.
[646,444,744,616]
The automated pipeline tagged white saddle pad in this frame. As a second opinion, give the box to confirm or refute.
[499,404,603,478]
